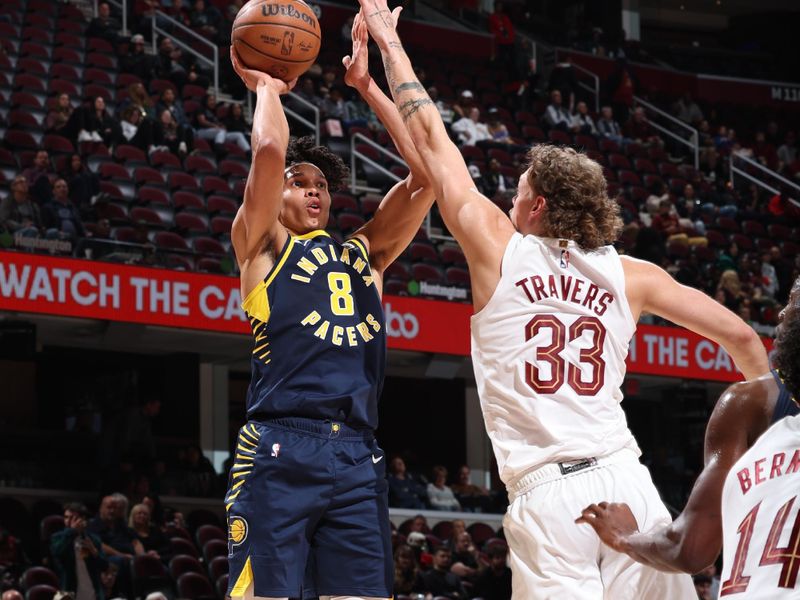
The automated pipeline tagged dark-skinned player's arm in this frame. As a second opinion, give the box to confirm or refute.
[229,47,297,266]
[343,11,434,280]
[358,0,515,310]
[576,378,768,573]
[621,256,770,380]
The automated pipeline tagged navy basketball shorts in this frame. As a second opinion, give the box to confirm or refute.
[225,417,393,599]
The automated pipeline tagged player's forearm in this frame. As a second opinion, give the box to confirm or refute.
[358,78,428,185]
[721,323,769,380]
[251,81,289,155]
[621,528,691,573]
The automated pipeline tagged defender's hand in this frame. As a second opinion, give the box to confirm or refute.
[357,0,402,48]
[575,502,639,553]
[342,10,371,92]
[230,47,297,94]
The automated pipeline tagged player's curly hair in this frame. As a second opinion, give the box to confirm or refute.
[285,136,350,192]
[524,144,623,250]
[773,278,800,402]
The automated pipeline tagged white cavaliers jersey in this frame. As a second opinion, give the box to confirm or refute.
[719,413,800,599]
[471,233,639,486]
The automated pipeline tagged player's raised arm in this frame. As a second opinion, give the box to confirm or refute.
[358,0,515,309]
[621,257,769,380]
[229,48,297,262]
[341,11,434,276]
[577,375,773,573]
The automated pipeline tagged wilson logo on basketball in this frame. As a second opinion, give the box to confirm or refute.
[261,3,318,29]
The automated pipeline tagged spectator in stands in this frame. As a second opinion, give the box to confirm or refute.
[22,150,57,204]
[179,444,217,496]
[488,2,515,66]
[388,456,427,509]
[120,34,154,84]
[713,125,733,154]
[778,131,797,168]
[571,100,597,135]
[451,107,491,146]
[673,92,703,126]
[46,93,76,139]
[0,528,25,571]
[420,546,467,599]
[87,2,121,44]
[99,563,120,600]
[482,158,512,198]
[42,179,84,241]
[222,102,249,138]
[652,199,681,238]
[78,97,119,147]
[548,56,577,111]
[120,83,156,120]
[51,503,108,600]
[606,57,639,122]
[128,503,169,558]
[644,180,670,216]
[195,94,250,153]
[393,544,425,597]
[153,109,191,156]
[452,90,476,120]
[119,106,157,153]
[1,591,23,600]
[189,0,221,39]
[596,105,624,145]
[320,86,347,121]
[449,532,480,583]
[63,154,100,217]
[485,109,525,152]
[88,496,141,560]
[427,86,455,125]
[0,176,43,238]
[716,269,745,311]
[472,544,512,600]
[448,518,466,548]
[738,303,775,337]
[543,89,572,131]
[155,88,189,129]
[427,466,461,511]
[752,130,778,169]
[623,106,659,146]
[450,465,491,513]
[156,38,189,90]
[760,250,779,299]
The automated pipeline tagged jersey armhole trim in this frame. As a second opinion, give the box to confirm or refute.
[346,236,369,261]
[615,254,639,333]
[240,236,295,323]
[470,231,522,324]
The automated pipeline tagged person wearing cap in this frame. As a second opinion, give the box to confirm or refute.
[453,89,475,120]
[121,34,155,83]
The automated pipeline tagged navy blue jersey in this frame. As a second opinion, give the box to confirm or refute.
[771,369,799,423]
[241,230,386,430]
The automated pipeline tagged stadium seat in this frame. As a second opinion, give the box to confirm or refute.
[97,201,130,224]
[547,129,572,146]
[196,524,226,548]
[207,195,238,216]
[216,574,230,599]
[208,554,229,581]
[467,522,496,547]
[137,186,170,207]
[24,584,57,600]
[411,263,444,283]
[175,212,209,233]
[167,171,200,192]
[431,521,453,541]
[186,508,222,530]
[219,160,249,178]
[130,206,169,228]
[211,216,233,235]
[176,572,216,600]
[131,554,171,598]
[445,266,470,285]
[408,241,438,262]
[196,257,223,273]
[173,191,205,211]
[203,539,228,563]
[332,193,359,212]
[185,155,217,175]
[337,213,366,233]
[42,134,74,156]
[169,536,198,558]
[20,567,58,591]
[440,245,466,265]
[193,237,227,256]
[169,554,204,579]
[201,175,231,196]
[608,153,631,170]
[114,144,146,164]
[150,150,182,170]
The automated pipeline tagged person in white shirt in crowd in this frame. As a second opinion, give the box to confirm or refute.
[596,105,624,145]
[543,89,572,131]
[427,466,461,511]
[571,101,597,135]
[451,107,491,146]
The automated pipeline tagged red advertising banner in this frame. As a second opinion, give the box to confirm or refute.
[0,252,771,382]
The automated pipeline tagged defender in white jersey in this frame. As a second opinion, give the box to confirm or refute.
[577,278,800,595]
[357,8,769,597]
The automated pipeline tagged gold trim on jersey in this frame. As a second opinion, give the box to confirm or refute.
[294,229,330,240]
[225,425,261,512]
[347,236,369,260]
[230,556,253,597]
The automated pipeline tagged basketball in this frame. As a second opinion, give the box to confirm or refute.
[232,0,321,82]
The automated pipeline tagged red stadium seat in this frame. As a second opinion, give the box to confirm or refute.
[13,73,46,93]
[17,56,47,76]
[608,153,631,170]
[150,151,182,170]
[132,554,171,598]
[167,171,200,192]
[138,186,171,207]
[42,134,75,156]
[197,257,223,273]
[84,68,114,86]
[547,129,572,146]
[211,216,233,235]
[446,267,470,286]
[54,32,83,49]
[219,160,249,178]
[573,134,598,151]
[21,567,59,591]
[440,245,466,265]
[207,196,238,216]
[467,522,496,547]
[193,237,227,256]
[408,241,438,262]
[201,175,231,196]
[24,585,58,600]
[49,79,81,97]
[176,572,215,600]
[207,554,228,580]
[411,263,444,283]
[114,144,146,164]
[175,212,209,234]
[169,554,204,580]
[153,231,190,251]
[185,155,216,175]
[196,524,226,548]
[86,52,116,70]
[134,167,166,187]
[169,537,199,558]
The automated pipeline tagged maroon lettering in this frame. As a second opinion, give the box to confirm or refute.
[547,275,558,297]
[515,278,535,303]
[755,458,766,485]
[560,275,573,301]
[595,292,614,316]
[570,278,585,304]
[531,275,546,301]
[786,449,800,474]
[583,283,599,310]
[738,468,752,494]
[770,453,786,480]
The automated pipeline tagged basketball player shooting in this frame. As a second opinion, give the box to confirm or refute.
[578,277,800,599]
[224,12,433,600]
[358,2,770,597]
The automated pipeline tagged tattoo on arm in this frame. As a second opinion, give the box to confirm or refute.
[394,82,425,95]
[367,9,393,28]
[388,41,403,49]
[399,97,434,122]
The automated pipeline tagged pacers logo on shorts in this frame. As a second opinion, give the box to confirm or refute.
[228,516,249,547]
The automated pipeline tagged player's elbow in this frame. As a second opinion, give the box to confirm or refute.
[674,548,717,575]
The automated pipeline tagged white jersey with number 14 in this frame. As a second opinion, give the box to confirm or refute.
[719,413,800,599]
[471,233,640,487]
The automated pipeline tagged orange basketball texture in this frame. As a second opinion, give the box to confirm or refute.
[232,0,321,82]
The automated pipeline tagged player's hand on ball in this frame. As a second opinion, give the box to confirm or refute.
[231,47,298,94]
[575,502,639,553]
[342,11,371,91]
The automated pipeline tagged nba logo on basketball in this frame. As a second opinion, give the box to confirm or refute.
[281,31,294,55]
[271,443,281,457]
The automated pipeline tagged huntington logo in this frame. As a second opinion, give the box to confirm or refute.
[407,280,469,301]
[261,3,317,28]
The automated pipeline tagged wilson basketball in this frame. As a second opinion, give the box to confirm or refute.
[232,0,321,82]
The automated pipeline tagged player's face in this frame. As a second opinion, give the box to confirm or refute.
[509,170,535,234]
[280,163,331,234]
[777,277,800,333]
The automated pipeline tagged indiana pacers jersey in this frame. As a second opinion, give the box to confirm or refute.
[771,369,799,423]
[241,230,386,430]
[720,412,800,598]
[471,233,639,486]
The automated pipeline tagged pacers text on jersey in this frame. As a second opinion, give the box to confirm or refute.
[514,274,615,316]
